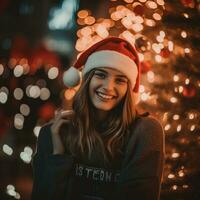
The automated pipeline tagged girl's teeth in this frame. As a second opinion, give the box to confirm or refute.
[97,92,113,99]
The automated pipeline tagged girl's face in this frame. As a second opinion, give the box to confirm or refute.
[89,67,128,117]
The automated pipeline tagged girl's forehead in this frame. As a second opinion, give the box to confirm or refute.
[95,67,127,77]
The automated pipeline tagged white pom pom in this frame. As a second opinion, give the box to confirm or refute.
[63,67,81,88]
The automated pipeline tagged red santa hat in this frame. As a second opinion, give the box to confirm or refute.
[63,36,140,95]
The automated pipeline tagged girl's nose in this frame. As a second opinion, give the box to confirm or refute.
[102,78,115,91]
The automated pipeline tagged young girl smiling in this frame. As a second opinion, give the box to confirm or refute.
[31,37,165,200]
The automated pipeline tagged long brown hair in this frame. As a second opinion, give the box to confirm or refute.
[60,69,138,165]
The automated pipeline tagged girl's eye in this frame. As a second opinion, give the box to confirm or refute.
[94,72,106,78]
[116,78,128,84]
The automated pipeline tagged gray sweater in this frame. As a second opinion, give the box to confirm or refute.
[31,115,165,200]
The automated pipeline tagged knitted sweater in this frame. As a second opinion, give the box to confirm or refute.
[31,116,165,200]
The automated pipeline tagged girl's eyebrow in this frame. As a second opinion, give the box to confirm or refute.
[95,69,128,79]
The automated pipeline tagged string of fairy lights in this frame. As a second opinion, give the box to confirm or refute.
[1,61,61,198]
[0,0,200,199]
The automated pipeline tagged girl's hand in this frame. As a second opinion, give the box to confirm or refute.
[50,109,74,154]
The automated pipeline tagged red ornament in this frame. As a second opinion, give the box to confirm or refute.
[180,0,195,8]
[133,4,145,16]
[141,61,152,74]
[160,48,170,58]
[183,85,196,97]
[10,35,30,62]
[29,45,61,74]
[38,103,56,121]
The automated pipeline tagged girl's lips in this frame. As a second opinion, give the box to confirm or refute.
[95,91,116,101]
[96,91,116,99]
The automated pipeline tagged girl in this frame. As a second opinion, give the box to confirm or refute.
[31,37,165,200]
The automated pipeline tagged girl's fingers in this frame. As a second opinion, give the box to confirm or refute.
[61,110,74,119]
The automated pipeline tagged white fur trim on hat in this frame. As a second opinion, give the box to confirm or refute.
[83,50,138,88]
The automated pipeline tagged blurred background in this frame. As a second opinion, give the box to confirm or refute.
[0,0,200,199]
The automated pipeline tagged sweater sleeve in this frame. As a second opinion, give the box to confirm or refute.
[117,117,165,200]
[31,123,74,200]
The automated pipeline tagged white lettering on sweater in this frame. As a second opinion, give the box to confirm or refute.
[75,164,120,183]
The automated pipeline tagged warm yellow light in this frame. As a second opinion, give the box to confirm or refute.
[159,30,165,38]
[116,5,126,11]
[179,86,183,93]
[111,10,125,21]
[77,18,85,25]
[177,124,182,132]
[84,16,95,25]
[95,24,109,38]
[131,23,143,32]
[185,78,190,85]
[102,19,115,28]
[173,75,179,82]
[139,85,145,93]
[0,64,4,75]
[138,53,144,61]
[135,16,144,24]
[178,170,185,177]
[168,41,174,51]
[155,55,162,62]
[183,13,189,18]
[164,124,171,131]
[181,31,187,38]
[147,71,155,82]
[184,48,190,53]
[120,31,136,45]
[172,152,180,158]
[121,17,133,29]
[153,13,162,20]
[170,97,178,103]
[173,114,180,120]
[157,0,165,6]
[80,27,92,36]
[146,1,158,9]
[172,185,178,190]
[145,19,156,27]
[152,43,161,53]
[138,0,147,2]
[77,10,89,19]
[189,113,194,119]
[190,125,195,131]
[156,35,164,43]
[168,173,175,179]
[124,0,134,3]
[75,38,89,51]
[64,89,76,100]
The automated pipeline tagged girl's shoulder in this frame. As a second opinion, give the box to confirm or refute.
[35,122,54,155]
[129,112,164,147]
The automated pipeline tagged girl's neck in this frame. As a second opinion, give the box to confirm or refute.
[96,110,109,122]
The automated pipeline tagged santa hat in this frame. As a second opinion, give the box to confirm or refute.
[63,37,140,98]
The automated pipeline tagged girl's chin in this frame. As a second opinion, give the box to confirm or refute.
[93,103,114,112]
